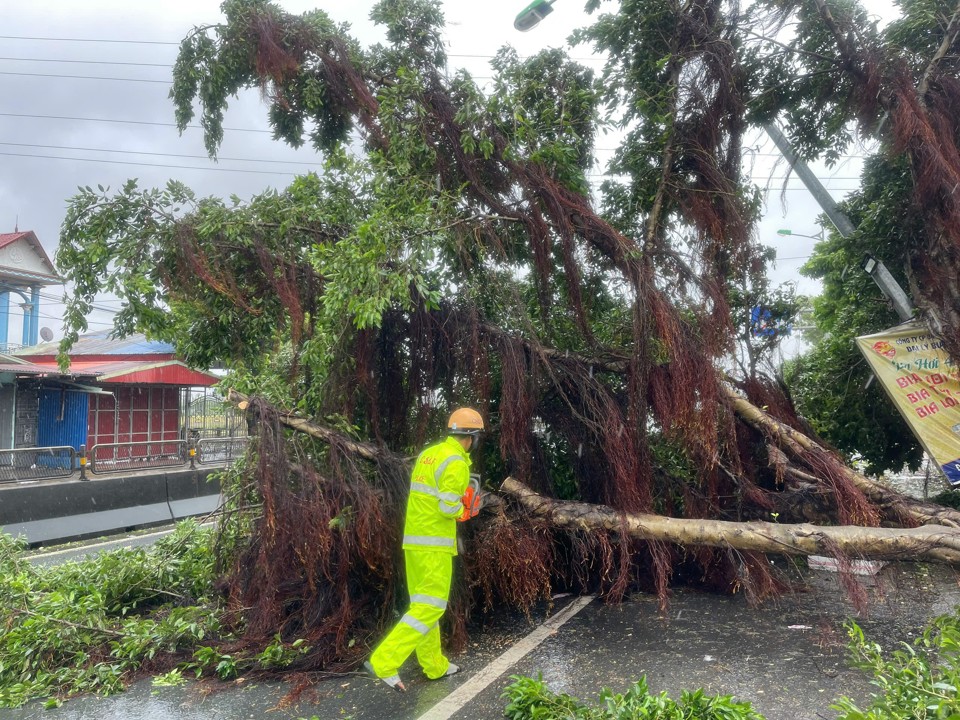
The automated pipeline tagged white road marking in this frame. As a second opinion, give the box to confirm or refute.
[416,595,594,720]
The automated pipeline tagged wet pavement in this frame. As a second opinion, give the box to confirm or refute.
[6,560,960,720]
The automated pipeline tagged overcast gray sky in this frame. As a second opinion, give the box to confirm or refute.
[0,0,888,349]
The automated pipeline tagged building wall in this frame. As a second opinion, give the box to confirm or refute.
[14,387,37,448]
[88,385,182,449]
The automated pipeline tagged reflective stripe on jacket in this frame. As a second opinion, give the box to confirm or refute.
[402,436,471,555]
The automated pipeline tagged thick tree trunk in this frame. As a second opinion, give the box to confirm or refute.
[227,388,960,554]
[725,387,960,528]
[500,477,960,565]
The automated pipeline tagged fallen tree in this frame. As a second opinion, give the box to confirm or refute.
[52,0,960,676]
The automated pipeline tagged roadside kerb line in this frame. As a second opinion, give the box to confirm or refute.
[26,522,215,561]
[416,594,595,720]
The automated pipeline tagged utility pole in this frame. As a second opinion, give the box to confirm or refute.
[764,123,856,237]
[764,123,914,322]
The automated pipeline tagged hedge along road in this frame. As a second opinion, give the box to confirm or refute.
[6,556,960,720]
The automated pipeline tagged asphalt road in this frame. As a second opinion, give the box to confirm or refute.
[25,523,213,567]
[7,559,960,720]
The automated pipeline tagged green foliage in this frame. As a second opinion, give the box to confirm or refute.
[833,611,960,719]
[57,150,446,420]
[931,489,960,510]
[172,0,350,156]
[745,0,876,165]
[502,674,765,719]
[152,668,188,688]
[488,47,599,194]
[255,635,312,669]
[729,277,802,376]
[784,156,923,474]
[0,520,320,707]
[503,609,960,720]
[184,634,310,682]
[0,522,218,707]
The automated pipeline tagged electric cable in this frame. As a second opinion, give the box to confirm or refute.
[0,70,170,84]
[0,141,320,166]
[0,111,271,134]
[0,151,296,176]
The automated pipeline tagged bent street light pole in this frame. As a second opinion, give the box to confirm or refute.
[764,123,857,238]
[764,122,914,321]
[862,254,915,323]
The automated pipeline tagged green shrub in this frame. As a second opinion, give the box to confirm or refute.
[832,611,960,719]
[0,522,219,707]
[502,674,765,719]
[930,489,960,510]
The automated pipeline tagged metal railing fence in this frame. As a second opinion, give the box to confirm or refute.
[197,436,250,465]
[0,446,76,483]
[89,440,188,475]
[0,433,250,483]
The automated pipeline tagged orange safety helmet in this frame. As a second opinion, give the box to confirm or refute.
[447,407,484,436]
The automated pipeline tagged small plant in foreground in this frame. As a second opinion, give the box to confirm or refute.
[832,609,960,719]
[502,674,765,719]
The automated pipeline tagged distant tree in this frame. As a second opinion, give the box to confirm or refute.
[741,0,960,360]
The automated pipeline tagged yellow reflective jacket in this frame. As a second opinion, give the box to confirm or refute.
[402,436,471,555]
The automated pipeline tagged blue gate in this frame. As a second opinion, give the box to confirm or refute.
[37,388,89,468]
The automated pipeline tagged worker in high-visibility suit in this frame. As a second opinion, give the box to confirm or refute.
[365,408,484,692]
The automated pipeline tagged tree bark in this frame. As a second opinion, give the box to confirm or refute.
[225,389,384,462]
[500,477,960,565]
[226,390,960,552]
[725,387,960,528]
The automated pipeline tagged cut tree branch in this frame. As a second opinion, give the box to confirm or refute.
[225,389,383,463]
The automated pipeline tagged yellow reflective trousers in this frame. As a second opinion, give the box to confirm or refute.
[369,437,470,680]
[368,549,453,679]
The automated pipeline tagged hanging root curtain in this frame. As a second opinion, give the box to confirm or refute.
[214,389,960,673]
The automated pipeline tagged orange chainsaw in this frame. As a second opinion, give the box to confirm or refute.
[458,475,482,522]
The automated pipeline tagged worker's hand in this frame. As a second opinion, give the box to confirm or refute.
[458,481,482,522]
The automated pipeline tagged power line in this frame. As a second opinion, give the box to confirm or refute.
[1,149,865,188]
[3,288,120,316]
[0,111,271,134]
[35,291,119,315]
[0,70,169,84]
[0,35,178,45]
[0,67,501,84]
[0,151,296,176]
[0,112,875,163]
[0,36,601,62]
[589,173,863,181]
[0,56,171,68]
[0,54,599,68]
[6,141,854,179]
[0,141,320,167]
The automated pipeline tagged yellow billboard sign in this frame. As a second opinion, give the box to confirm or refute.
[855,321,960,486]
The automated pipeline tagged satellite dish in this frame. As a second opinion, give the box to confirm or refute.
[39,327,53,342]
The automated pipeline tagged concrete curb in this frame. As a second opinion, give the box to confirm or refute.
[0,467,222,544]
